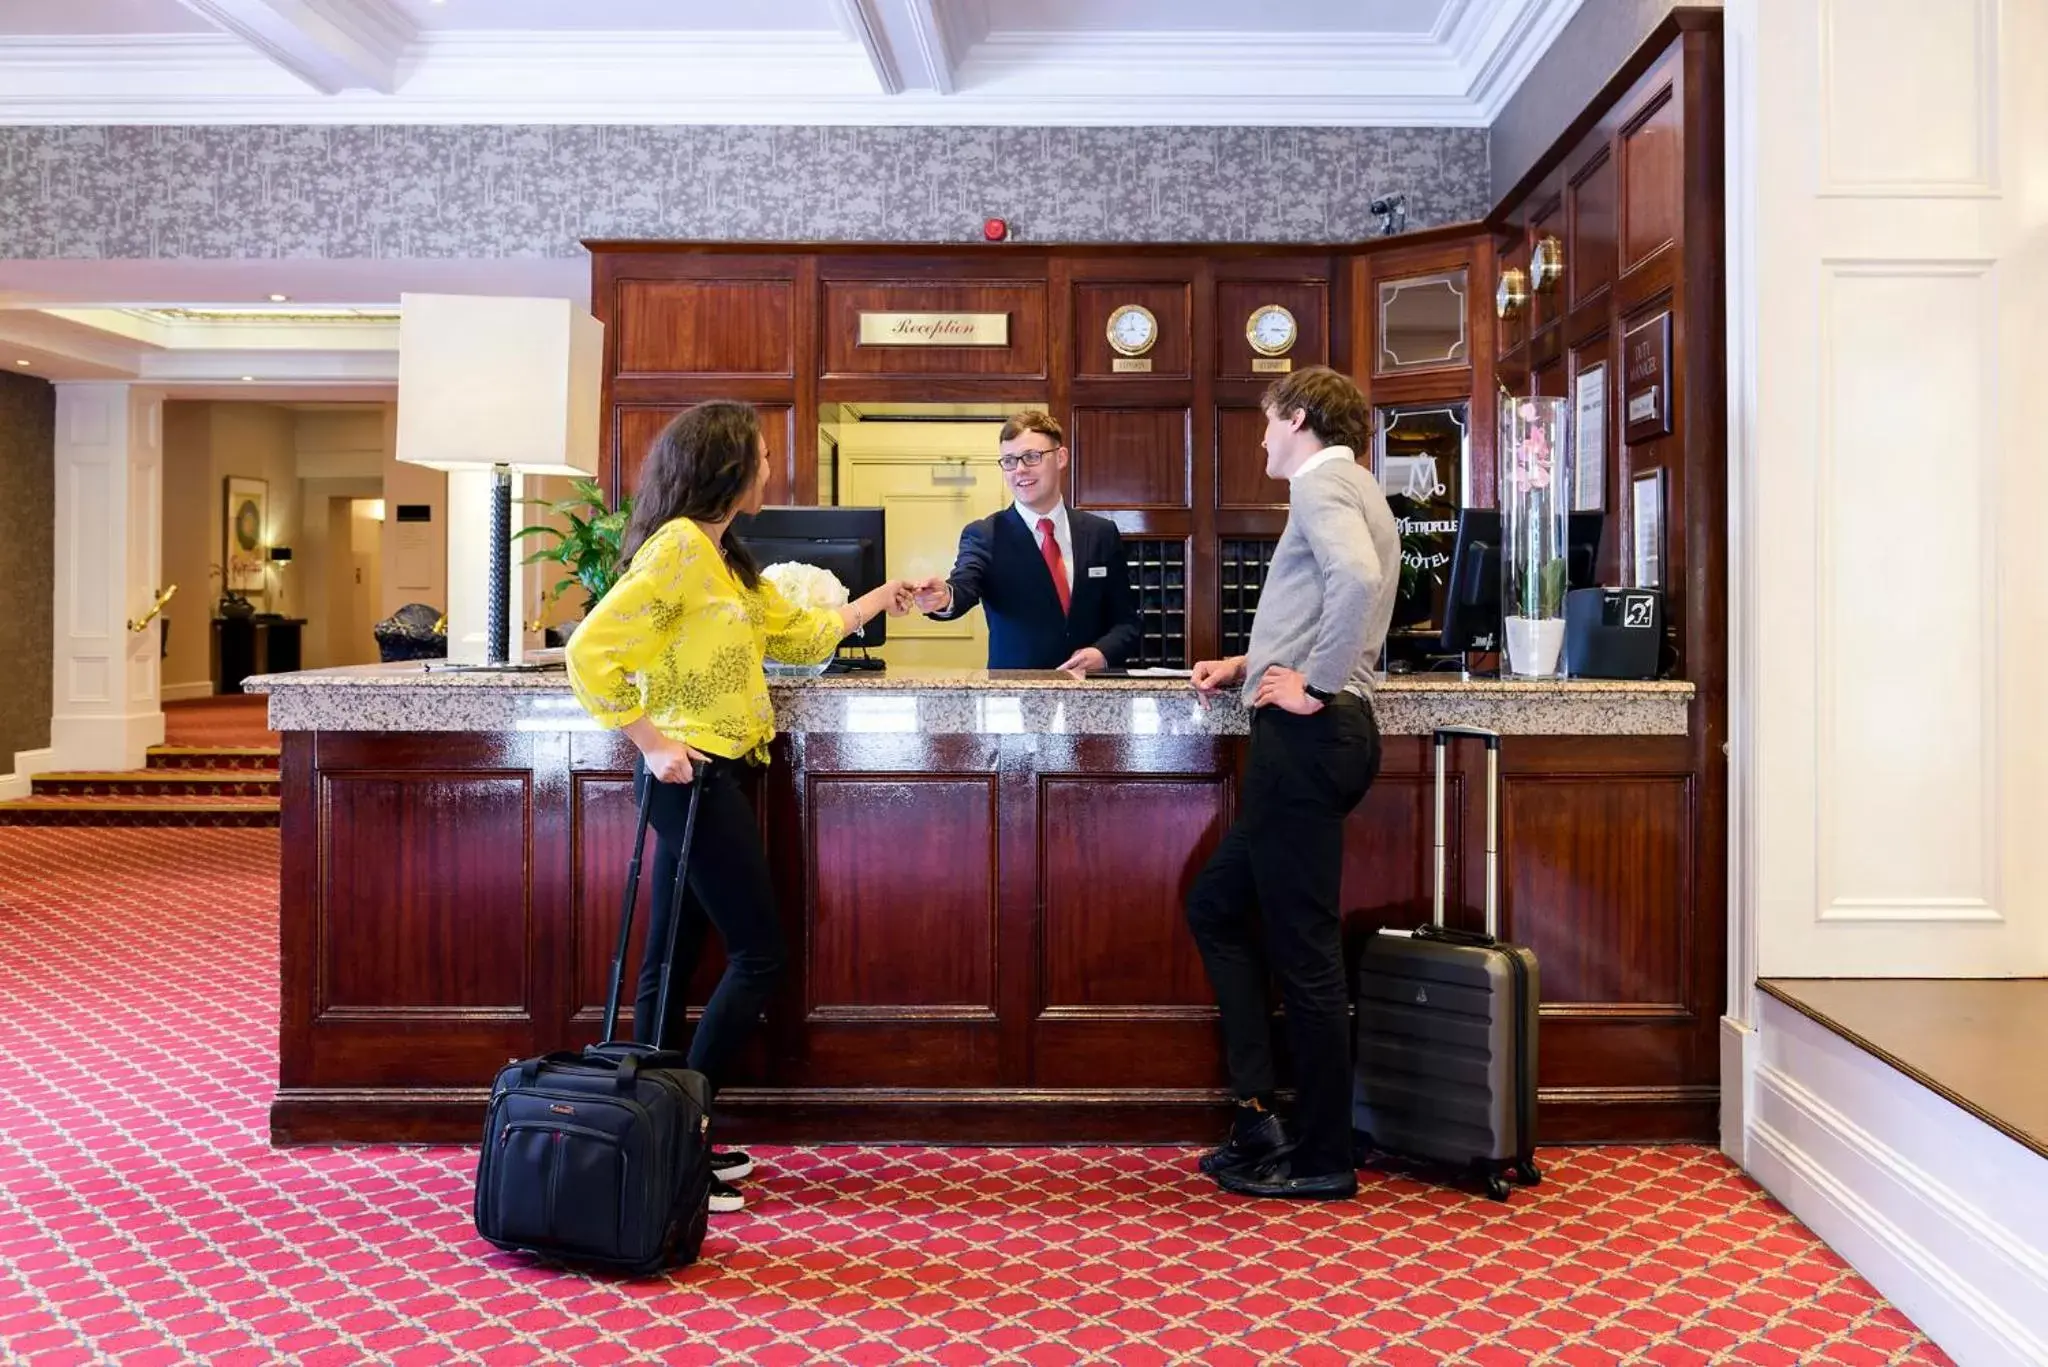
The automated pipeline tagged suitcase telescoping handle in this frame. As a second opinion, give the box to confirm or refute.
[598,766,704,1048]
[1432,725,1501,938]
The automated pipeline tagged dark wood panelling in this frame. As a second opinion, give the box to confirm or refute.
[615,279,793,378]
[806,776,997,1013]
[1621,83,1682,273]
[320,772,531,1012]
[1340,747,1457,940]
[613,402,794,504]
[1071,407,1191,509]
[1502,774,1692,1006]
[1569,148,1619,313]
[1073,282,1192,379]
[1215,406,1287,509]
[821,281,1048,378]
[1216,279,1329,379]
[1039,777,1222,1009]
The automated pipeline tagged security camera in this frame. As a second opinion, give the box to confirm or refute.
[1369,194,1408,237]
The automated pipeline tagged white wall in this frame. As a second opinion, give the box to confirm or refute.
[379,400,447,620]
[1727,0,2048,1357]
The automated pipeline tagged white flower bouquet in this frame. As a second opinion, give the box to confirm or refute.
[760,561,849,677]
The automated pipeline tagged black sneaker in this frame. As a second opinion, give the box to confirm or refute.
[708,1175,745,1214]
[1197,1108,1290,1175]
[710,1149,754,1181]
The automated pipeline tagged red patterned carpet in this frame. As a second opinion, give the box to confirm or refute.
[0,828,1950,1365]
[161,695,277,750]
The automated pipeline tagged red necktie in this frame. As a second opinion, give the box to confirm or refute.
[1038,516,1071,615]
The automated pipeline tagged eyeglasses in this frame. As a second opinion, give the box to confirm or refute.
[997,446,1058,472]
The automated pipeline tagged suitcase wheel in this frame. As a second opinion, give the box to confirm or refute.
[1515,1160,1542,1187]
[1483,1170,1512,1202]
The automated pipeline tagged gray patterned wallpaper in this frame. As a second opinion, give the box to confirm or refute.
[0,125,1490,258]
[0,370,54,769]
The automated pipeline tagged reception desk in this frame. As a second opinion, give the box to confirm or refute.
[247,664,1706,1147]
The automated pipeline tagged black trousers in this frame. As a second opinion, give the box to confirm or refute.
[632,758,785,1099]
[1186,695,1381,1176]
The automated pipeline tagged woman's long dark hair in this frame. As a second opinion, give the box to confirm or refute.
[619,401,764,589]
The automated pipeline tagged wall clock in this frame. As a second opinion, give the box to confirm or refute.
[1106,303,1159,357]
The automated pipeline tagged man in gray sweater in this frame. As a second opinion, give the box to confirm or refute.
[1187,365,1399,1200]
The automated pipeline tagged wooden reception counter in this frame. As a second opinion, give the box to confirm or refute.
[248,664,1709,1147]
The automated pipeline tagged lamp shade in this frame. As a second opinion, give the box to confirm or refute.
[395,292,603,477]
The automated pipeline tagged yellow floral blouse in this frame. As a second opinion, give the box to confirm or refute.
[565,518,845,762]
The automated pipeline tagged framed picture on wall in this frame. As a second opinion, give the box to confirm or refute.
[1631,469,1665,588]
[1573,362,1607,512]
[224,477,268,593]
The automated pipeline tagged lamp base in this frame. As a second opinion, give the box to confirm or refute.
[487,464,512,666]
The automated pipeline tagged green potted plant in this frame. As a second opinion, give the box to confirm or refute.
[515,479,633,638]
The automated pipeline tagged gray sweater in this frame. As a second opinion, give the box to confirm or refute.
[1240,451,1400,707]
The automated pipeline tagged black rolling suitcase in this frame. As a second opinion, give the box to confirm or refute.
[474,776,714,1273]
[1352,725,1541,1201]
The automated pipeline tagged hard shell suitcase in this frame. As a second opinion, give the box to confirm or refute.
[1352,725,1541,1201]
[474,775,714,1273]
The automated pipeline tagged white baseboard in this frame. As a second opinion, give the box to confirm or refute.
[0,746,54,801]
[1748,997,2048,1367]
[1720,1014,1754,1169]
[160,681,215,702]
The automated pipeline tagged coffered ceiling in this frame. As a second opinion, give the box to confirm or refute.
[0,0,1582,124]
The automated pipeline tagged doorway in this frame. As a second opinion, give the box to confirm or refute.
[819,402,1028,671]
[326,498,385,667]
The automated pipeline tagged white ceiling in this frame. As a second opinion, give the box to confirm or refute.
[0,0,1582,124]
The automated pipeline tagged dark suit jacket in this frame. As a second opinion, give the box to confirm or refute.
[933,507,1141,669]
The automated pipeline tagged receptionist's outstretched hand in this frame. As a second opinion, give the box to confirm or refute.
[909,577,952,614]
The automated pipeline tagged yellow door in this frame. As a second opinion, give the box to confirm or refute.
[838,421,1007,670]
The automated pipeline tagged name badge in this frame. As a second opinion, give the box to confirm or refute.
[1087,566,1108,579]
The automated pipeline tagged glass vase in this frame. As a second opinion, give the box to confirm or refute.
[1498,396,1573,680]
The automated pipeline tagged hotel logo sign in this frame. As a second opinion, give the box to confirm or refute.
[858,312,1011,347]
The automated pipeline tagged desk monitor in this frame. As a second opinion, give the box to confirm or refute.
[1438,510,1604,654]
[731,506,889,648]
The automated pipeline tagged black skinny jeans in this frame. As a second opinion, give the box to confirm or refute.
[1185,695,1382,1176]
[632,757,784,1099]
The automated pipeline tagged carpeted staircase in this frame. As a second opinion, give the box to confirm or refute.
[0,698,279,828]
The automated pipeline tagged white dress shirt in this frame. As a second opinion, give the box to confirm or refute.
[1014,499,1075,591]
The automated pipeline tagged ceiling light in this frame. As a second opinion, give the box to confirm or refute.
[13,359,29,367]
[268,293,289,303]
[240,375,255,382]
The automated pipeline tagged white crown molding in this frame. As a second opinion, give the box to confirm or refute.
[825,0,901,95]
[137,346,397,383]
[0,2,1571,126]
[175,0,416,94]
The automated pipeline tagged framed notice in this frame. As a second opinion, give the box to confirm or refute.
[224,477,268,593]
[1623,311,1672,443]
[1631,469,1666,588]
[1573,363,1606,512]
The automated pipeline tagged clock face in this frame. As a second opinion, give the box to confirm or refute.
[1106,304,1158,357]
[1495,268,1528,319]
[1246,304,1298,357]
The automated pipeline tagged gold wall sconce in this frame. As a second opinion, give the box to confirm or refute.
[1530,235,1564,294]
[1495,266,1529,319]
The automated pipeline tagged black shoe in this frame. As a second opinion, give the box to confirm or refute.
[1215,1153,1358,1200]
[710,1149,753,1181]
[1197,1108,1290,1175]
[708,1175,745,1214]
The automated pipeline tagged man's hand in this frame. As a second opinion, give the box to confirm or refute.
[1191,655,1248,701]
[1252,665,1323,716]
[909,577,953,614]
[1057,647,1108,676]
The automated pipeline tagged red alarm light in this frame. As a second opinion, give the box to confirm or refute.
[983,217,1008,242]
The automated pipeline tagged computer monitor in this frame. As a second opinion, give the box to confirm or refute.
[731,506,889,648]
[1438,510,1604,654]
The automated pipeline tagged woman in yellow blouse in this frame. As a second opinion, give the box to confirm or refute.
[566,401,910,1213]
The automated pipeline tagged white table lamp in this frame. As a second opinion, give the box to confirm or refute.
[396,292,603,666]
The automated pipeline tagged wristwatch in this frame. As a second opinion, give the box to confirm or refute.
[1303,683,1335,705]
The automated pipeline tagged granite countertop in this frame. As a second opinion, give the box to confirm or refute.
[244,661,1694,737]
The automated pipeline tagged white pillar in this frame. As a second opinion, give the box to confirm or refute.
[49,383,167,771]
